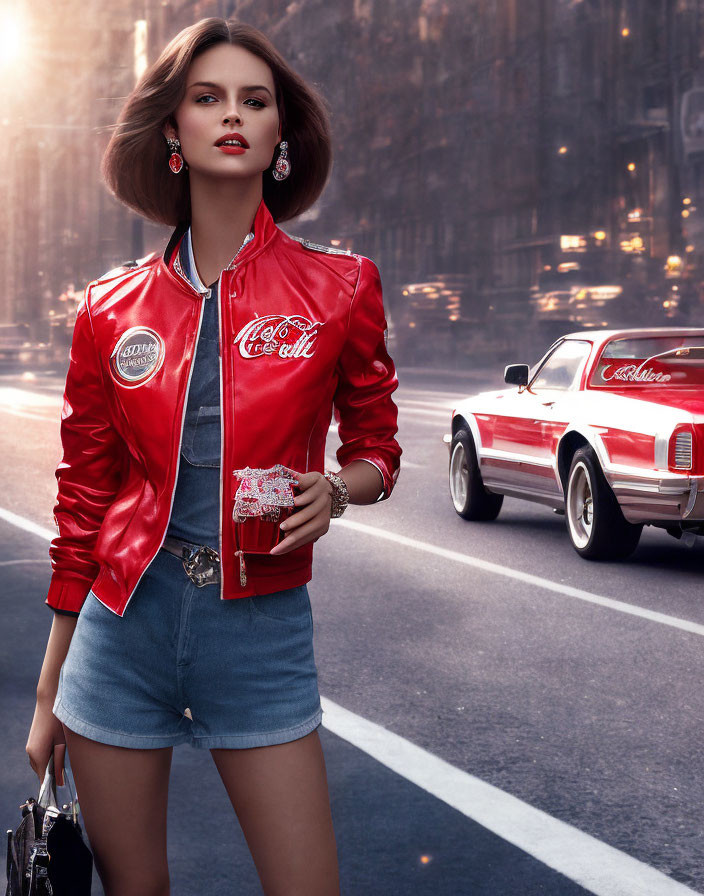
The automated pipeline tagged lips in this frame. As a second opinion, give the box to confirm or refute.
[215,132,249,148]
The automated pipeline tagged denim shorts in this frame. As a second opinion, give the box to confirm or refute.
[53,548,323,750]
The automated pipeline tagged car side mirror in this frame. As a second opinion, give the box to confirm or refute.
[504,364,530,386]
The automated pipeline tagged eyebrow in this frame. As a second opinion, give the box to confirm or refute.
[187,81,273,97]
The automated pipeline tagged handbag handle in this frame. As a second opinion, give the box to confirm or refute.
[38,754,79,822]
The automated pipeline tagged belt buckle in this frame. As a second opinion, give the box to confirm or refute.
[181,545,220,587]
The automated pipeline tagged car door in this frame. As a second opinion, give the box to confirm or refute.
[483,340,592,498]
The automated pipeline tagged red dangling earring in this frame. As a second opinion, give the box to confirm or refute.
[166,136,185,174]
[272,140,290,181]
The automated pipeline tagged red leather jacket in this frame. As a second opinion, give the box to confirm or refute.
[46,199,401,617]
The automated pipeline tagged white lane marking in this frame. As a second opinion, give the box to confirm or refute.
[398,387,480,398]
[3,504,699,892]
[332,519,704,638]
[7,502,698,637]
[398,391,495,402]
[0,408,58,422]
[0,507,56,541]
[397,398,456,409]
[0,559,48,566]
[329,409,450,427]
[321,697,698,896]
[398,415,449,427]
[0,387,61,408]
[398,406,452,419]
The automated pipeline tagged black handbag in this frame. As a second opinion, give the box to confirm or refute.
[5,754,93,895]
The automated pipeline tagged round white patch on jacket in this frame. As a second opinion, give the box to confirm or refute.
[109,326,165,387]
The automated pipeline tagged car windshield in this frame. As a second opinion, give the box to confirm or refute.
[530,339,592,390]
[590,335,704,386]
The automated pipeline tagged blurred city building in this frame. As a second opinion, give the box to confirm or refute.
[2,0,703,367]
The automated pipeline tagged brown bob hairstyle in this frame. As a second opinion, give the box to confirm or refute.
[101,18,332,226]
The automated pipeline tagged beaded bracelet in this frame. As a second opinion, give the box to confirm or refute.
[323,470,350,518]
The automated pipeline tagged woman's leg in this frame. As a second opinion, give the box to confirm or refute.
[63,725,173,896]
[210,728,340,896]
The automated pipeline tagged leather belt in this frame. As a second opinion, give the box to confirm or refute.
[160,535,221,587]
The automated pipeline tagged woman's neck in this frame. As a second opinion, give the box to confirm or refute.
[188,174,261,286]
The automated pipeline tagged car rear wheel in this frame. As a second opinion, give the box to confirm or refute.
[449,429,503,521]
[566,446,642,560]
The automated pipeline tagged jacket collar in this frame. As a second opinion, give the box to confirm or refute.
[161,197,280,291]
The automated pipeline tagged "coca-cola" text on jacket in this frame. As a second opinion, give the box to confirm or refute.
[46,198,402,617]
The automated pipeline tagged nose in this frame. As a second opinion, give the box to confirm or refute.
[223,108,243,126]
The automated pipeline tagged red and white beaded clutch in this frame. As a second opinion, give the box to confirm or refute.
[231,464,299,585]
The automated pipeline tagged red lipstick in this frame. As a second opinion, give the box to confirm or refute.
[215,132,249,154]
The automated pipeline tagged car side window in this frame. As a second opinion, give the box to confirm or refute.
[530,340,591,391]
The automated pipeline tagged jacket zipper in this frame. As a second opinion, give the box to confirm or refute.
[122,288,207,613]
[125,232,251,609]
[220,231,253,592]
[217,267,226,599]
[224,261,248,589]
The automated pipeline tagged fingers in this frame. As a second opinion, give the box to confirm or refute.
[291,473,332,506]
[268,472,333,555]
[292,470,331,496]
[282,476,331,523]
[288,490,331,528]
[270,495,332,555]
[287,489,329,519]
[271,514,329,555]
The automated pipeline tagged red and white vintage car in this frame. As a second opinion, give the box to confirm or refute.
[444,328,704,560]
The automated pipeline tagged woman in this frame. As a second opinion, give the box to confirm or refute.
[26,18,401,896]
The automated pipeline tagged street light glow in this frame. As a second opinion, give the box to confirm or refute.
[134,19,148,82]
[0,10,25,67]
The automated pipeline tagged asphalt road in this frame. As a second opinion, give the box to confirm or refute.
[1,364,702,895]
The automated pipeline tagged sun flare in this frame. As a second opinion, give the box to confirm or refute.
[0,10,25,67]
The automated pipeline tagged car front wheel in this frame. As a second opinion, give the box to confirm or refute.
[449,429,503,521]
[566,446,642,560]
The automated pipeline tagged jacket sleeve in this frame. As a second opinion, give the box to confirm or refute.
[45,285,127,615]
[332,255,402,501]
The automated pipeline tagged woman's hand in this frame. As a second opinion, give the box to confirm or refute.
[26,697,67,786]
[269,470,333,555]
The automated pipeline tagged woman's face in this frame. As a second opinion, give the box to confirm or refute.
[163,43,281,181]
